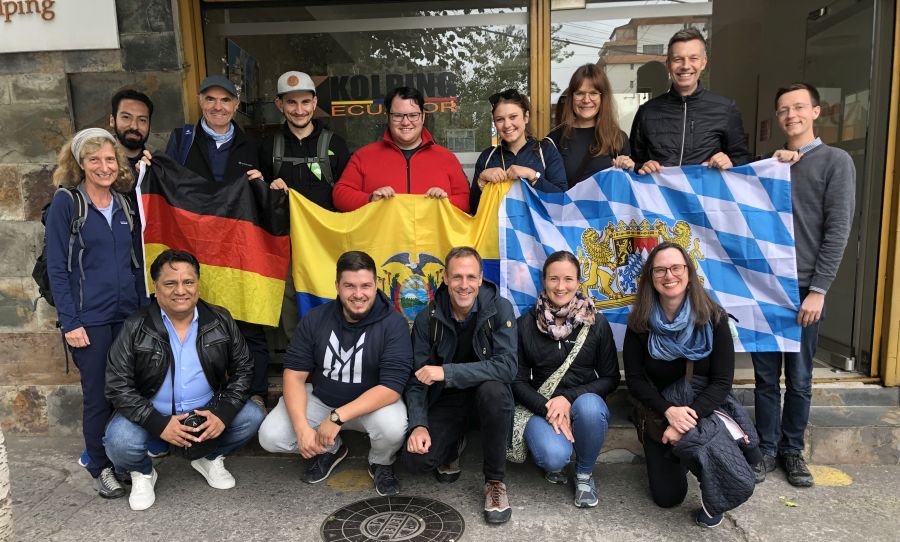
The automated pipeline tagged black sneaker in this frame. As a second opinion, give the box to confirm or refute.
[753,454,777,484]
[435,435,467,484]
[779,451,814,487]
[695,508,723,528]
[368,463,400,496]
[93,467,126,499]
[302,445,348,484]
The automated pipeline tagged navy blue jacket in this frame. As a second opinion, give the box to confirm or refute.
[469,137,567,212]
[284,290,413,409]
[45,184,143,332]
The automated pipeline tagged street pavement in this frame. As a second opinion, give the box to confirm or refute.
[5,435,899,541]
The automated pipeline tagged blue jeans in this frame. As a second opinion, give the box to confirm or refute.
[104,401,265,475]
[750,288,821,456]
[524,393,610,475]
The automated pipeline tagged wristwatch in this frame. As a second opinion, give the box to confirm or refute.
[329,409,344,426]
[530,171,541,186]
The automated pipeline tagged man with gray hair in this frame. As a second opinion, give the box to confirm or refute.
[630,27,750,174]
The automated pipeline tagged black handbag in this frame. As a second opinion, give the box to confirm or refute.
[167,357,220,461]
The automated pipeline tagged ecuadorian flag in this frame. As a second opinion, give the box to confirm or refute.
[290,183,509,323]
[137,155,290,326]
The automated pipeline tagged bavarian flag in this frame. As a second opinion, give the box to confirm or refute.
[137,155,290,326]
[290,183,509,324]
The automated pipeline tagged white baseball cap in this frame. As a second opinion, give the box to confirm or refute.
[277,71,316,96]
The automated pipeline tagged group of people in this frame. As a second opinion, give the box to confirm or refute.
[43,26,855,529]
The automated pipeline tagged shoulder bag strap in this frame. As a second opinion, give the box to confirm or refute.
[535,323,591,398]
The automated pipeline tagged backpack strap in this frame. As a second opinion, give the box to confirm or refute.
[112,192,140,269]
[317,128,335,186]
[176,123,195,165]
[65,188,89,311]
[272,130,285,179]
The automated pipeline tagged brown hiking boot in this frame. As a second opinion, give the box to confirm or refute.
[483,480,512,524]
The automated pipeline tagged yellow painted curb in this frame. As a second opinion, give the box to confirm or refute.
[808,465,853,486]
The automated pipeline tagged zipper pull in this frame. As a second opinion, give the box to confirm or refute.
[690,120,694,133]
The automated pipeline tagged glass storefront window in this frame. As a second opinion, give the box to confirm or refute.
[202,1,530,172]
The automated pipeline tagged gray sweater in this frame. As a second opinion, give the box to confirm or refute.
[790,142,856,293]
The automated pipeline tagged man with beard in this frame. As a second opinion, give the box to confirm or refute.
[257,251,412,497]
[110,89,153,171]
[261,71,351,210]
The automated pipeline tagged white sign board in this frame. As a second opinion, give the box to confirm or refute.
[0,0,119,53]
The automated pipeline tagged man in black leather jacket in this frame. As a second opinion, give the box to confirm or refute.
[104,250,264,511]
[630,27,750,174]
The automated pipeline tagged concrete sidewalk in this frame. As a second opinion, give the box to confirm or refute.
[5,435,899,541]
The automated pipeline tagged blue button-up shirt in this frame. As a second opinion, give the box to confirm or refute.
[151,307,214,415]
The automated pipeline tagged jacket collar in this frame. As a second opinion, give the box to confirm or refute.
[381,126,435,151]
[281,118,323,142]
[431,279,500,328]
[145,298,222,341]
[667,81,706,101]
[194,120,246,171]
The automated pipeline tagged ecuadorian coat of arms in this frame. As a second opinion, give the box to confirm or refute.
[379,252,444,323]
[578,219,704,309]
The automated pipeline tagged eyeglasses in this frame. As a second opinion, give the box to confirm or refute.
[388,112,422,123]
[651,264,687,278]
[573,91,602,100]
[489,89,524,106]
[775,103,814,118]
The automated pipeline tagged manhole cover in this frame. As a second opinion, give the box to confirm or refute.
[321,496,465,542]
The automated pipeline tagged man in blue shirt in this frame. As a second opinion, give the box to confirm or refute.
[104,250,264,511]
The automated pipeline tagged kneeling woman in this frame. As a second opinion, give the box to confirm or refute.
[624,242,760,528]
[512,251,619,507]
[469,89,567,212]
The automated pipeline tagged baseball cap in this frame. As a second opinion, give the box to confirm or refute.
[198,75,238,97]
[277,71,316,96]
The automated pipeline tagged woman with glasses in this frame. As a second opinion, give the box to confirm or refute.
[623,242,761,528]
[549,64,634,187]
[469,89,567,212]
[513,251,618,508]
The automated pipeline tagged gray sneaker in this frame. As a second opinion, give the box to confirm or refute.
[544,469,568,485]
[93,466,125,499]
[574,473,598,508]
[483,480,512,524]
[436,435,467,483]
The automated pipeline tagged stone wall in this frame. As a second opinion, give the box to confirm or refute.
[0,0,186,433]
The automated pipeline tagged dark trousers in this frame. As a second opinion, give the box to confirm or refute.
[237,320,270,399]
[402,381,513,481]
[71,323,121,478]
[751,288,821,456]
[642,435,690,508]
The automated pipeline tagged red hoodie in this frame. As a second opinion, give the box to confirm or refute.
[333,127,470,212]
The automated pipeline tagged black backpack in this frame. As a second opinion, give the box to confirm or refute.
[32,187,137,309]
[272,128,335,186]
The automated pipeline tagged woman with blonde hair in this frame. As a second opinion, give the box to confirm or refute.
[45,128,144,499]
[548,64,634,187]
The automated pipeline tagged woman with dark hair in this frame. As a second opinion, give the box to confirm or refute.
[623,242,761,527]
[512,251,618,508]
[548,64,634,187]
[469,89,567,212]
[45,128,145,499]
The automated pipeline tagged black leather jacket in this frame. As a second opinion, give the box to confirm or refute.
[105,299,252,438]
[629,83,750,169]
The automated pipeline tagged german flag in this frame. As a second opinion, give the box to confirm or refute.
[138,155,289,326]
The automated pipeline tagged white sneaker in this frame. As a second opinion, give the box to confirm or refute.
[129,469,157,511]
[191,455,235,489]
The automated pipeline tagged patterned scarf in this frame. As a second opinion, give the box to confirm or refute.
[534,290,596,340]
[647,297,713,361]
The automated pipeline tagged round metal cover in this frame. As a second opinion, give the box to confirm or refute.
[321,496,465,542]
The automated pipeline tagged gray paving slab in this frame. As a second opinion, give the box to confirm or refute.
[5,435,900,542]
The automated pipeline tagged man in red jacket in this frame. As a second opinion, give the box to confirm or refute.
[333,86,470,212]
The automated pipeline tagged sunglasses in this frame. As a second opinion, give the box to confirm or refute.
[489,89,524,106]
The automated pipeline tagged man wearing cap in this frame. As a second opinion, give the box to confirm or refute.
[332,86,469,212]
[163,75,270,413]
[261,71,351,210]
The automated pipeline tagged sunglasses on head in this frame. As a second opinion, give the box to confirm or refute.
[489,89,523,106]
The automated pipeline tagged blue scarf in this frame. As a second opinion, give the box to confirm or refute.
[647,297,713,361]
[200,118,234,144]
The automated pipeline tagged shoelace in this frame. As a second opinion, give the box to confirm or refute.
[99,468,120,488]
[575,476,592,492]
[487,482,505,507]
[209,457,228,476]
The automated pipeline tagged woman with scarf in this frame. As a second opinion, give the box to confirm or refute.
[623,242,758,528]
[512,251,619,508]
[469,89,567,213]
[45,128,145,499]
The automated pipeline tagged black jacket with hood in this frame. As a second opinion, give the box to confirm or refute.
[284,290,413,409]
[404,280,518,430]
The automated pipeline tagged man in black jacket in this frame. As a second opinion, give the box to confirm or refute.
[257,251,413,497]
[630,28,750,174]
[163,75,271,411]
[104,250,264,511]
[402,246,518,525]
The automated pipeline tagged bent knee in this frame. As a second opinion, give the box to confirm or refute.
[257,418,293,453]
[573,393,609,421]
[475,381,512,404]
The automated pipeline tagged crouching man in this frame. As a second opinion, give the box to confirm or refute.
[104,250,265,511]
[257,251,413,496]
